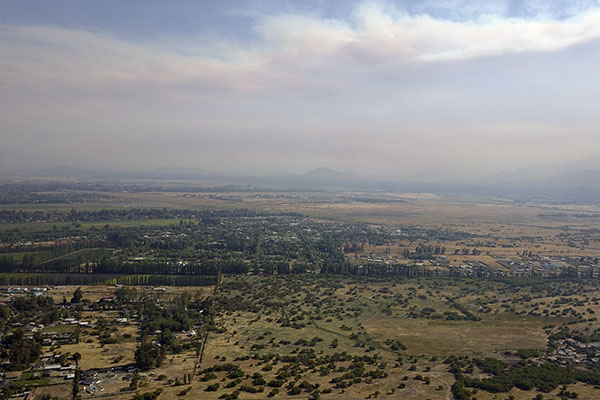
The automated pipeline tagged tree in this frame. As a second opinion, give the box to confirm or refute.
[135,338,165,371]
[3,328,42,370]
[129,373,140,390]
[72,369,80,400]
[71,287,83,304]
[115,287,137,303]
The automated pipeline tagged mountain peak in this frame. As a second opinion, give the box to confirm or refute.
[301,167,359,179]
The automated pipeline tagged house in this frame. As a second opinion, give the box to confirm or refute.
[82,377,96,386]
[101,294,117,302]
[23,323,39,332]
[42,331,77,345]
[8,287,28,294]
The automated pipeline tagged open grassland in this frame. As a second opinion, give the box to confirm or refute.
[361,313,549,357]
[61,322,139,370]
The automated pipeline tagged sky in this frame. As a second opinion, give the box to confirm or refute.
[1,0,599,178]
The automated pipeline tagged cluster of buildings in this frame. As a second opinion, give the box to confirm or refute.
[35,354,77,380]
[0,287,48,297]
[551,338,600,368]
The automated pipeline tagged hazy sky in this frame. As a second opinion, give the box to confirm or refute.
[1,0,599,177]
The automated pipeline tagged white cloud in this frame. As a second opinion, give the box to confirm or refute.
[261,3,600,64]
[2,2,600,93]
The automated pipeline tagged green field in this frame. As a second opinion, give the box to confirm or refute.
[0,250,57,262]
[0,218,191,233]
[41,324,79,334]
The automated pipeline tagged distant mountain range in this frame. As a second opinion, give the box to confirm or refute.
[289,162,600,202]
[494,168,600,202]
[299,167,359,181]
[2,156,599,203]
[279,167,362,185]
[496,154,600,181]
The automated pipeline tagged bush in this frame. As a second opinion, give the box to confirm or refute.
[205,383,220,392]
